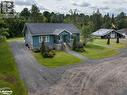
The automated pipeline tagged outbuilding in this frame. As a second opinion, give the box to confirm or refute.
[92,29,125,39]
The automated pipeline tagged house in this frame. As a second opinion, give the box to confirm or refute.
[92,29,125,39]
[22,23,80,50]
[117,28,127,38]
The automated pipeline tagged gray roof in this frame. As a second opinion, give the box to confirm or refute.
[92,29,114,36]
[24,23,80,36]
[117,28,127,34]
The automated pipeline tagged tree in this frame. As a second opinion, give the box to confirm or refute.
[116,34,120,43]
[81,22,94,46]
[0,14,9,37]
[0,28,9,37]
[107,35,110,45]
[43,11,51,22]
[29,4,42,22]
[90,9,103,31]
[40,38,55,58]
[102,13,111,28]
[20,8,30,20]
[116,12,127,29]
[72,36,77,50]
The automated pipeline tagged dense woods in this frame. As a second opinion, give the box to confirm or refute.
[0,4,127,39]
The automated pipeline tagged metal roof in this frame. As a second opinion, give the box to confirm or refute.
[117,28,127,34]
[24,23,80,36]
[92,29,114,36]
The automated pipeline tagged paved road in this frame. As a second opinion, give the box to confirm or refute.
[9,40,66,95]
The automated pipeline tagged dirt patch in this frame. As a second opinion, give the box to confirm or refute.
[0,73,17,84]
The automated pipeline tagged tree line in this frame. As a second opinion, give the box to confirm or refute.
[0,4,127,39]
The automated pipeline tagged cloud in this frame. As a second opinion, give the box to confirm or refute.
[15,0,34,6]
[72,2,90,7]
[37,4,49,11]
[14,0,48,11]
[103,0,127,5]
[90,6,109,11]
[99,6,110,10]
[70,0,90,7]
[10,0,127,15]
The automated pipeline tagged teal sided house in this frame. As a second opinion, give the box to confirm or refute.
[23,23,80,50]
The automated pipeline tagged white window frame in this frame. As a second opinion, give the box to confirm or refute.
[45,36,50,42]
[39,36,43,43]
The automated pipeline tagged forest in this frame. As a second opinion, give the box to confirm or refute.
[0,4,127,39]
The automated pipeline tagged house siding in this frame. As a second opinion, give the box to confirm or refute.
[33,35,55,50]
[24,27,33,48]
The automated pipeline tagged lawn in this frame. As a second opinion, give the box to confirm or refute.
[0,40,28,95]
[34,51,81,68]
[81,39,127,59]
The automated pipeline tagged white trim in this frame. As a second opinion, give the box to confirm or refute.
[45,36,50,42]
[39,36,43,43]
[55,29,72,35]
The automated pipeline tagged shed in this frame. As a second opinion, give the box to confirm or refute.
[92,29,125,39]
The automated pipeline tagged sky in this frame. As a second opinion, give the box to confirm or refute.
[1,0,127,15]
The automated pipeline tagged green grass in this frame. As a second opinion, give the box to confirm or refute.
[34,52,81,68]
[7,37,24,42]
[92,39,126,49]
[0,41,28,95]
[82,44,118,59]
[81,39,127,59]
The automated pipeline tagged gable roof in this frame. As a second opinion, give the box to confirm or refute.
[23,23,80,36]
[92,29,114,36]
[117,28,127,34]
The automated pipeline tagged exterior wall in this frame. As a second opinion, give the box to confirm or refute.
[59,31,71,43]
[32,35,55,50]
[101,32,125,39]
[24,27,33,48]
[25,30,80,50]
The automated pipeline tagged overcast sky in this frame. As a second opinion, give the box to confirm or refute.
[1,0,127,15]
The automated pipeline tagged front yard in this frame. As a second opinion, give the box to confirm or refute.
[81,39,127,59]
[34,51,81,68]
[0,40,28,95]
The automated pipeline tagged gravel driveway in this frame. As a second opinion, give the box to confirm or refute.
[9,39,127,95]
[9,40,66,95]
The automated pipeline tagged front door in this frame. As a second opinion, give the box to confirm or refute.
[62,35,68,42]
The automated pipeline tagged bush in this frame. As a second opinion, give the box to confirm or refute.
[0,36,6,42]
[43,50,55,58]
[73,42,85,52]
[76,42,84,48]
[74,48,85,52]
[40,41,56,58]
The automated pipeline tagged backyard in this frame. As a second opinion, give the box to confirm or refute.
[81,39,127,59]
[0,40,28,95]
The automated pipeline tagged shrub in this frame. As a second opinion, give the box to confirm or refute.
[76,42,84,48]
[0,36,6,42]
[43,50,55,58]
[73,41,85,52]
[72,36,77,50]
[40,41,56,58]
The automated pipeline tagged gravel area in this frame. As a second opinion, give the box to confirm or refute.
[9,40,66,95]
[9,39,127,95]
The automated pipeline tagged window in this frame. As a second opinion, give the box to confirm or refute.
[45,36,50,42]
[39,36,43,43]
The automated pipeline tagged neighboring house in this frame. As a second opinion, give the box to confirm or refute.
[22,23,80,50]
[117,28,127,38]
[92,29,125,39]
